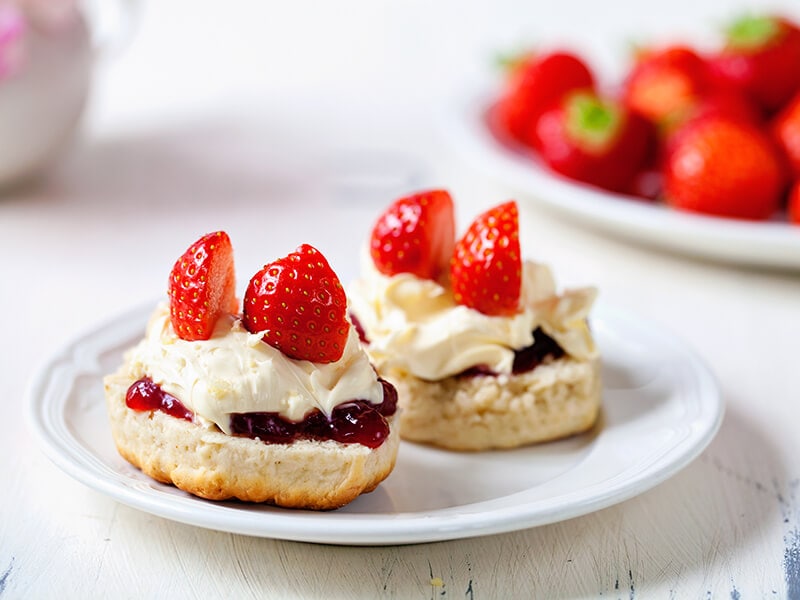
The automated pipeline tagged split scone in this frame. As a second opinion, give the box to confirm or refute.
[105,233,399,510]
[349,191,600,451]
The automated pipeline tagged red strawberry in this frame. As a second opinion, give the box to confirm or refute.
[708,15,800,114]
[494,50,595,146]
[663,116,786,220]
[451,201,521,317]
[788,182,800,224]
[533,91,654,192]
[168,231,237,341]
[627,167,663,201]
[684,89,763,127]
[623,46,709,127]
[623,45,762,135]
[772,91,800,177]
[370,189,455,282]
[242,244,349,363]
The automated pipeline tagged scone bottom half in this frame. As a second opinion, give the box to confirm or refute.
[105,368,400,510]
[353,192,602,451]
[357,325,601,452]
[104,234,400,510]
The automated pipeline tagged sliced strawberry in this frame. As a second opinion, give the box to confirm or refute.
[369,189,455,282]
[450,201,521,317]
[168,231,237,341]
[242,244,349,363]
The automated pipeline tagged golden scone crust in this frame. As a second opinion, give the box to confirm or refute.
[104,362,399,510]
[388,356,601,451]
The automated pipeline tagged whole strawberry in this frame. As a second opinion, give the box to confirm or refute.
[623,45,761,135]
[533,91,654,192]
[451,201,521,317]
[623,45,709,128]
[663,116,786,220]
[243,244,349,363]
[788,182,800,225]
[370,189,455,282]
[708,14,800,114]
[494,50,595,147]
[168,231,237,341]
[772,91,800,177]
[684,89,762,128]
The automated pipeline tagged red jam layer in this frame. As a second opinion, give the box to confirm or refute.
[351,313,369,345]
[230,378,397,449]
[126,378,194,421]
[124,377,397,449]
[458,327,566,378]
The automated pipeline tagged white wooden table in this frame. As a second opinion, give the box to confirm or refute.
[3,1,800,597]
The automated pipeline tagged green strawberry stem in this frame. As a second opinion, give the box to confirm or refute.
[494,48,535,73]
[726,15,780,50]
[565,92,621,151]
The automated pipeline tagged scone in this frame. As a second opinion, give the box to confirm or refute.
[349,190,600,451]
[105,233,399,509]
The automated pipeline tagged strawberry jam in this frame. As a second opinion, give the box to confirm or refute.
[229,378,397,449]
[511,327,565,373]
[458,327,565,377]
[125,377,397,449]
[350,313,370,345]
[126,378,194,421]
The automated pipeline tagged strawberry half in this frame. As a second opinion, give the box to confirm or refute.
[168,231,237,341]
[370,189,455,282]
[451,201,521,317]
[242,244,349,363]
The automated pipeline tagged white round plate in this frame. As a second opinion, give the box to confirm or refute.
[27,301,722,546]
[441,85,800,270]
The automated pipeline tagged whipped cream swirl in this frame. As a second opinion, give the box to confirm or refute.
[348,254,597,381]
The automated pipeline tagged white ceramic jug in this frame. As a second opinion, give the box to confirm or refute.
[0,0,132,189]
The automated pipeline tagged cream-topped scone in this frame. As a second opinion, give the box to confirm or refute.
[349,191,600,451]
[123,305,385,429]
[105,233,399,509]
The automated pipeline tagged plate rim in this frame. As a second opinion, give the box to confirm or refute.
[440,83,800,269]
[26,300,724,545]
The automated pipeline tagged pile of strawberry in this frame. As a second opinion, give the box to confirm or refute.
[168,231,350,364]
[494,13,800,224]
[370,190,523,316]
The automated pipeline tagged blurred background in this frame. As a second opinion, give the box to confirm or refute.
[2,0,799,351]
[2,0,796,364]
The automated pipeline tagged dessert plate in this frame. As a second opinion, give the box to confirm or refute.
[441,85,800,271]
[27,301,722,545]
